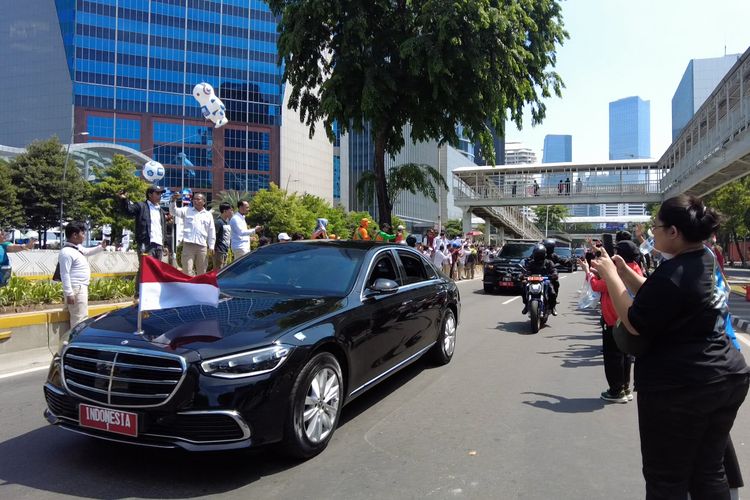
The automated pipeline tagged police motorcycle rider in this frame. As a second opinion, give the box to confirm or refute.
[520,243,558,316]
[541,238,568,315]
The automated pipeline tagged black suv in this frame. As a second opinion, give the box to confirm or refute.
[483,240,536,293]
[554,246,576,272]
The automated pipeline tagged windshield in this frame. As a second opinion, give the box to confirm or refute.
[498,243,535,259]
[218,244,365,297]
[555,247,572,257]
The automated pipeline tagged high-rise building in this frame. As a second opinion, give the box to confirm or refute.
[609,96,650,161]
[542,135,572,163]
[1,0,288,202]
[672,54,741,141]
[473,123,504,166]
[608,96,651,216]
[504,142,537,165]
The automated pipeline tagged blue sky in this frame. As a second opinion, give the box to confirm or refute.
[504,0,750,163]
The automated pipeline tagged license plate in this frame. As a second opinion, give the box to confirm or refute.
[498,282,514,287]
[79,403,138,437]
[502,277,512,282]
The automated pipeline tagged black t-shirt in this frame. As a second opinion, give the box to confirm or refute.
[215,217,231,254]
[628,247,748,391]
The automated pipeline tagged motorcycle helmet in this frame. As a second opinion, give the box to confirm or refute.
[542,238,556,255]
[532,244,547,262]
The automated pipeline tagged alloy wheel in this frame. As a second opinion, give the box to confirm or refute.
[302,367,341,443]
[443,313,456,356]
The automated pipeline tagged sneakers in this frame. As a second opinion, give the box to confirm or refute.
[600,389,628,403]
[624,389,634,401]
[550,307,558,316]
[521,305,528,315]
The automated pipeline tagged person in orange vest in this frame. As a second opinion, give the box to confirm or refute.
[375,222,396,242]
[353,218,371,240]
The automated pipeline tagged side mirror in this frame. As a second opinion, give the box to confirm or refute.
[368,278,399,295]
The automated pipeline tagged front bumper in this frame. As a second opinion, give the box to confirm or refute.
[44,383,252,451]
[43,344,308,451]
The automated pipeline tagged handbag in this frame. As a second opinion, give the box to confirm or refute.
[53,245,84,282]
[0,265,11,286]
[612,319,651,356]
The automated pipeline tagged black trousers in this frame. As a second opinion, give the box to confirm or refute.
[637,374,749,500]
[602,322,632,393]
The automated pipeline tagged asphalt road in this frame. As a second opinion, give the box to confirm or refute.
[1,273,749,500]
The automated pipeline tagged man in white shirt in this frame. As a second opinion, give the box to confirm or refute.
[170,193,215,276]
[230,200,262,259]
[432,230,446,255]
[58,222,105,329]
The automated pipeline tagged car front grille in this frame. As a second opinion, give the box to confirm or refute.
[62,345,185,407]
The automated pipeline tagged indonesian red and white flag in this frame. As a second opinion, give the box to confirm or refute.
[139,255,219,311]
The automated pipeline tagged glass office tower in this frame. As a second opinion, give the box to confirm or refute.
[672,54,741,141]
[609,96,650,161]
[2,0,283,201]
[542,135,572,163]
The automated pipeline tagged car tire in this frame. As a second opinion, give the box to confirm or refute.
[282,352,343,459]
[483,285,494,294]
[430,309,457,365]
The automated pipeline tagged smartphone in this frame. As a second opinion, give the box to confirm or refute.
[602,233,615,256]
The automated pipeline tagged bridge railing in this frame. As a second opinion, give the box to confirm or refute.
[452,176,542,239]
[660,51,750,194]
[453,177,663,202]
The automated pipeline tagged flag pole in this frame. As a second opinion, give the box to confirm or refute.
[136,255,144,335]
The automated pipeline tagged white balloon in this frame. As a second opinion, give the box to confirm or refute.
[143,160,165,182]
[192,82,229,128]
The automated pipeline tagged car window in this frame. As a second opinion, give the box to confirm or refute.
[218,244,364,296]
[498,243,535,258]
[397,251,429,285]
[367,254,399,288]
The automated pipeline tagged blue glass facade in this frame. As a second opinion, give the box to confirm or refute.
[1,0,283,199]
[332,121,341,203]
[542,135,572,163]
[672,54,740,141]
[609,96,650,160]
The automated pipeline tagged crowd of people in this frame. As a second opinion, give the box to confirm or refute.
[573,195,748,499]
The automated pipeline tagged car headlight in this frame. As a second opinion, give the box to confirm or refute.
[200,344,293,378]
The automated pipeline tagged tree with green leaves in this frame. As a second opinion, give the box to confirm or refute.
[9,137,90,247]
[83,154,150,242]
[0,159,24,229]
[706,177,750,265]
[444,219,464,239]
[269,0,567,225]
[246,184,312,238]
[533,205,569,233]
[356,163,448,222]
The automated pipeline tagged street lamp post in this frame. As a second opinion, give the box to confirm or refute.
[59,131,89,246]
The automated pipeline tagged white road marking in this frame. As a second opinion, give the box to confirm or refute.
[559,275,568,280]
[0,365,48,380]
[737,333,750,349]
[502,296,520,304]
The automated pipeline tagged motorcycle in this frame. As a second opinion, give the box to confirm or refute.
[523,274,552,334]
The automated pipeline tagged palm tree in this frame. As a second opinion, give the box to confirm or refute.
[216,190,252,211]
[356,163,449,223]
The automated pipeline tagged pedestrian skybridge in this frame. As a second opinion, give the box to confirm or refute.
[454,45,750,209]
[453,160,666,207]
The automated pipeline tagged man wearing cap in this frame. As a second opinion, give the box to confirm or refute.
[278,232,292,242]
[120,186,168,291]
[170,192,215,276]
